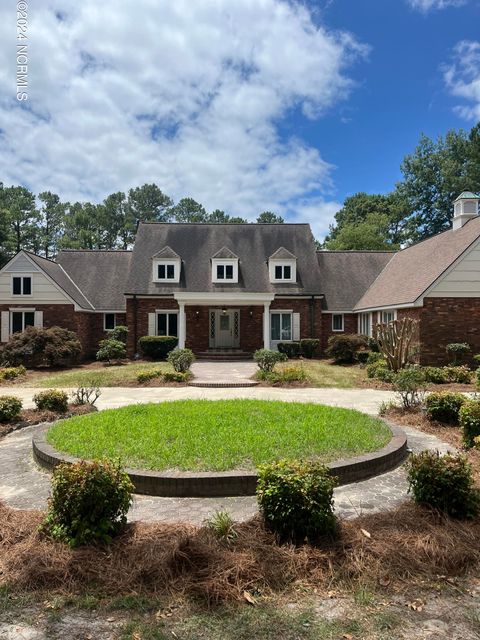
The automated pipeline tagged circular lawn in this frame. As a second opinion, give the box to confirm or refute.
[46,399,391,472]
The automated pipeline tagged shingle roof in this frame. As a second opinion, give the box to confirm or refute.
[456,191,480,200]
[355,216,480,311]
[126,223,321,295]
[211,246,239,259]
[269,247,296,260]
[56,250,132,310]
[316,251,394,311]
[25,252,94,310]
[152,246,180,259]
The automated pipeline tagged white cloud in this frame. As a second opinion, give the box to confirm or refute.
[407,0,466,12]
[0,0,366,237]
[443,40,480,120]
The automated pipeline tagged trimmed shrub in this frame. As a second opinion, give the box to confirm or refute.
[366,337,380,353]
[474,354,480,366]
[366,351,383,365]
[257,460,337,543]
[108,325,128,343]
[425,392,466,424]
[70,386,101,406]
[33,389,69,413]
[300,339,319,359]
[356,351,370,365]
[407,451,479,519]
[0,365,26,381]
[0,395,23,422]
[366,359,395,382]
[253,349,287,372]
[446,342,470,365]
[167,348,195,373]
[459,400,480,448]
[137,369,163,383]
[138,336,178,360]
[263,366,307,385]
[326,334,367,364]
[163,371,190,383]
[42,459,134,547]
[1,326,81,368]
[444,365,472,384]
[423,366,450,384]
[392,367,426,409]
[96,338,126,363]
[278,342,301,358]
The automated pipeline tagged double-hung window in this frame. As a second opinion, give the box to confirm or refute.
[157,312,178,337]
[359,313,371,337]
[274,264,291,280]
[332,314,344,332]
[11,311,35,334]
[216,264,234,280]
[157,263,176,280]
[270,312,292,342]
[381,310,395,324]
[12,276,32,295]
[104,313,116,331]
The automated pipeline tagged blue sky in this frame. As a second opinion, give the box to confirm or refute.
[0,0,479,239]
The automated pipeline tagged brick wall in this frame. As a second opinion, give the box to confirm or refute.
[127,297,322,356]
[320,312,357,354]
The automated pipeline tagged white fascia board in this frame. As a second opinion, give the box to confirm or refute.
[174,292,275,305]
[353,301,422,313]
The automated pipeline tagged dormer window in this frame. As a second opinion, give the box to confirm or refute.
[152,246,181,283]
[269,247,297,283]
[211,247,239,284]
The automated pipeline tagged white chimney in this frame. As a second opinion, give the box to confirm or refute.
[452,191,480,230]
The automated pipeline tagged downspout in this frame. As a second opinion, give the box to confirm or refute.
[309,295,315,338]
[133,294,138,357]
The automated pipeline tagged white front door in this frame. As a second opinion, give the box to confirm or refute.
[211,309,240,348]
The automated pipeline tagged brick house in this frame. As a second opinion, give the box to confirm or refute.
[0,191,479,364]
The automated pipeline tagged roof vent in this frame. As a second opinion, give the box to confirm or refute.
[453,191,480,230]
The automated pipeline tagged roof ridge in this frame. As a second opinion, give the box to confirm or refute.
[58,249,132,253]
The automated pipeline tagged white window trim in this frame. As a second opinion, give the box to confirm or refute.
[152,259,180,283]
[11,274,33,297]
[155,310,179,337]
[380,309,397,324]
[332,313,344,332]
[358,312,372,337]
[270,310,293,342]
[103,313,117,331]
[212,258,239,284]
[9,309,35,334]
[269,259,296,283]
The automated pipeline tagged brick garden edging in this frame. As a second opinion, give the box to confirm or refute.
[32,421,408,497]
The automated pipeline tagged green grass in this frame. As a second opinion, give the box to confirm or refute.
[25,362,172,388]
[47,399,390,472]
[276,360,368,389]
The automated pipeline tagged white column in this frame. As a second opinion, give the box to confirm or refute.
[263,301,270,349]
[178,302,186,348]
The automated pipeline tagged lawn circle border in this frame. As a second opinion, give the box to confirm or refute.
[32,418,407,497]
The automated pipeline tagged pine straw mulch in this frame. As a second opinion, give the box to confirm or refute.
[0,404,96,440]
[385,406,480,484]
[2,501,480,605]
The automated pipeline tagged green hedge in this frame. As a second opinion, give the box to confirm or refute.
[459,400,480,448]
[138,336,178,360]
[425,392,466,424]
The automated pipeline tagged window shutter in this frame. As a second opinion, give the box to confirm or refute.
[148,313,156,336]
[292,313,300,341]
[1,311,9,343]
[34,310,43,328]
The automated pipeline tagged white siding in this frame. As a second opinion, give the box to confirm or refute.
[429,242,480,298]
[3,254,40,273]
[0,271,69,303]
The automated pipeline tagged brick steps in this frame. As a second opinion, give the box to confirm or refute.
[188,380,259,388]
[195,350,253,361]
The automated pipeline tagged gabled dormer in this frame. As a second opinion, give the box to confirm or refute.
[268,247,297,283]
[211,247,239,283]
[152,246,181,283]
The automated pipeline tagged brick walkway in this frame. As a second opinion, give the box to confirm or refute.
[0,386,453,524]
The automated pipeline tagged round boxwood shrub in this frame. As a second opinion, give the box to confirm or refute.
[96,338,126,363]
[277,342,301,358]
[459,400,480,448]
[366,359,395,382]
[407,451,479,519]
[0,365,26,381]
[34,389,69,413]
[256,459,337,543]
[1,326,81,368]
[138,336,178,360]
[425,392,466,424]
[300,339,319,359]
[253,349,287,372]
[42,459,134,547]
[167,348,195,372]
[326,334,367,364]
[0,395,23,422]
